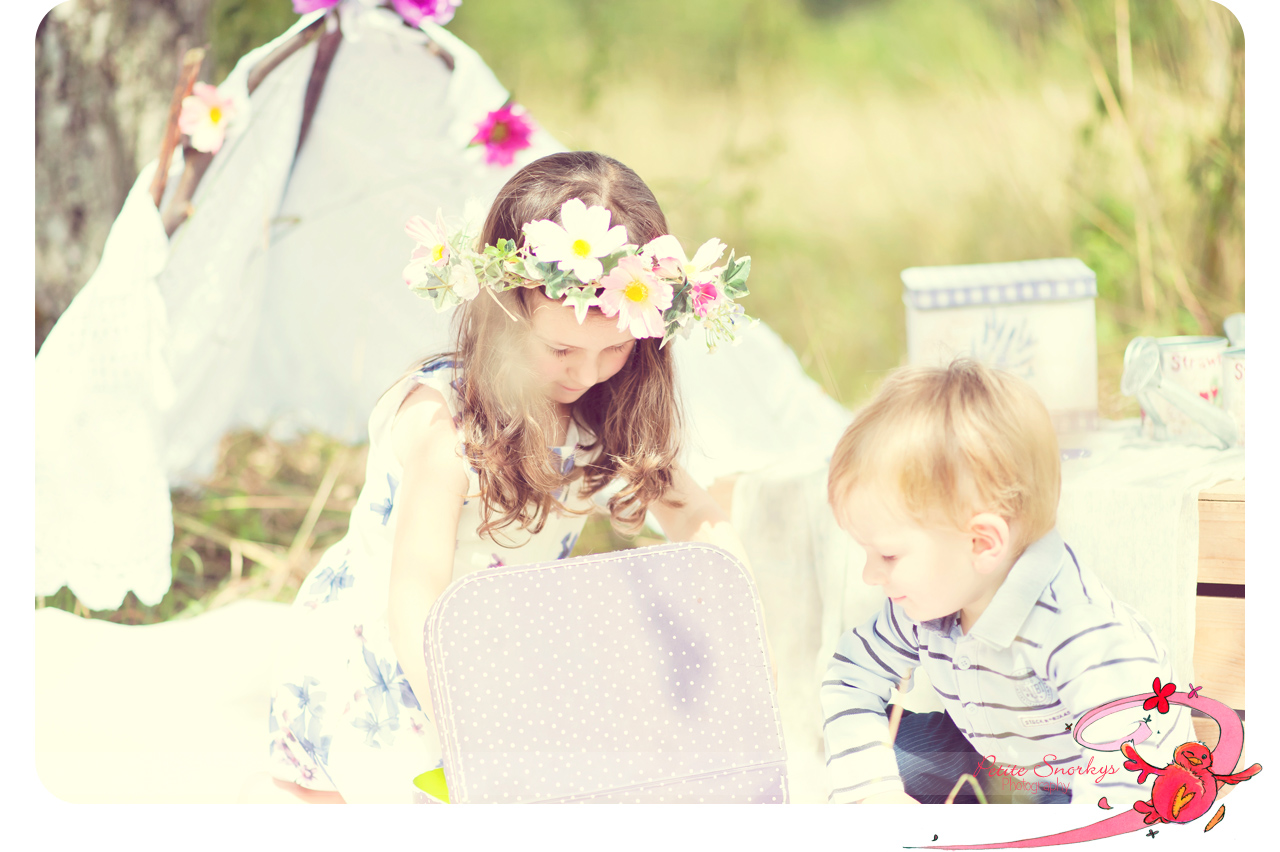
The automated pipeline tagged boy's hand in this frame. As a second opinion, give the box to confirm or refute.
[858,791,920,804]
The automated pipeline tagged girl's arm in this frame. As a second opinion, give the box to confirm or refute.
[388,385,470,723]
[647,464,752,568]
[648,464,776,685]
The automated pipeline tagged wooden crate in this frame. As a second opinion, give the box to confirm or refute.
[1195,480,1245,712]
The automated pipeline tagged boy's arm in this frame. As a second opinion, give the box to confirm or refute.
[821,600,922,803]
[1045,606,1190,806]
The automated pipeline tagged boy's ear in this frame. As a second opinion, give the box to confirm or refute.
[968,512,1011,573]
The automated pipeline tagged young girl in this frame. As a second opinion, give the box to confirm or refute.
[242,151,757,803]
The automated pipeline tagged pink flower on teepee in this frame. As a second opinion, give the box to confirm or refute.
[470,103,535,167]
[178,82,238,154]
[597,255,674,339]
[391,0,462,26]
[292,1,340,13]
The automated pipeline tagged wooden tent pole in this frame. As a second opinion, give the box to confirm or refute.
[153,10,457,238]
[157,15,329,236]
[149,47,206,209]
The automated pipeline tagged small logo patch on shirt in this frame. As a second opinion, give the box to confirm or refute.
[1020,708,1071,728]
[1012,668,1059,706]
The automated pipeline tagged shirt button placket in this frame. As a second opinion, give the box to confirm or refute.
[955,652,983,731]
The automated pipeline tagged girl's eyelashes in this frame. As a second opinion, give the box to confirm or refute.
[547,343,630,357]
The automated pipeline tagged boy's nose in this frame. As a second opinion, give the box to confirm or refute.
[862,559,889,587]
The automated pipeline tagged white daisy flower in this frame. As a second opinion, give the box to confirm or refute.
[522,198,628,283]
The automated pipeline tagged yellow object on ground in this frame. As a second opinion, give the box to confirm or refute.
[413,768,451,803]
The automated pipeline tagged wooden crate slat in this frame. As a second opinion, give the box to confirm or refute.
[1192,595,1245,711]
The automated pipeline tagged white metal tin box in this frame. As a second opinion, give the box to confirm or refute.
[902,258,1098,433]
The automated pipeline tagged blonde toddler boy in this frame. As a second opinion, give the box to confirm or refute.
[822,360,1189,805]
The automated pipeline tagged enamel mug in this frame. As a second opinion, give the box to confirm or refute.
[1141,336,1228,442]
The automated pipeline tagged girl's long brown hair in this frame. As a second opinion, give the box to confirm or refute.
[424,152,684,542]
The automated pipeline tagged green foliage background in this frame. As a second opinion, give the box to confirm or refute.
[47,0,1241,623]
[208,0,1243,410]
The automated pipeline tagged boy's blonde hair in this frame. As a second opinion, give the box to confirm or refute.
[828,359,1060,548]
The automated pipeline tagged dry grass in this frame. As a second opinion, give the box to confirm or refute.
[36,429,665,623]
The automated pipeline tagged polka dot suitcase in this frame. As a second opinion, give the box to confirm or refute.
[420,542,789,803]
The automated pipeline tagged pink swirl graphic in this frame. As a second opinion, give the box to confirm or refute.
[915,689,1247,849]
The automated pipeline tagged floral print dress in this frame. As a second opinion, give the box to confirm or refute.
[267,361,595,796]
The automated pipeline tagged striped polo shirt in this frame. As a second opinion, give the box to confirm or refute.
[821,529,1191,804]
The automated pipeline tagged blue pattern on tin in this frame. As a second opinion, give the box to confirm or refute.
[901,259,1097,311]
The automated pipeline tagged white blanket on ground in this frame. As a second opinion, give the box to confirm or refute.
[35,601,287,804]
[33,584,834,804]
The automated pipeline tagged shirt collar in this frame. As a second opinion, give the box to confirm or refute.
[965,528,1065,649]
[920,613,956,635]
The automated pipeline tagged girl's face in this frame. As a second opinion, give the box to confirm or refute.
[525,291,637,407]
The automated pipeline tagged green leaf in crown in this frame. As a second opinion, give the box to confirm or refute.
[540,267,573,299]
[721,252,751,300]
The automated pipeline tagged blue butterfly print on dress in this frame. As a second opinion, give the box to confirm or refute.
[361,644,404,721]
[550,446,576,476]
[369,473,399,525]
[550,446,577,502]
[289,711,332,767]
[418,359,457,377]
[284,676,327,720]
[392,662,423,712]
[352,709,399,749]
[308,562,354,604]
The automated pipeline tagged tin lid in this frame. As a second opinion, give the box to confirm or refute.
[901,258,1096,311]
[1155,335,1227,349]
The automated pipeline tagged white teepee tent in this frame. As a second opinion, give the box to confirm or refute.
[34,3,851,611]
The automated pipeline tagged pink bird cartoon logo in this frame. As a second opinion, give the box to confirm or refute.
[1122,739,1261,825]
[915,682,1262,849]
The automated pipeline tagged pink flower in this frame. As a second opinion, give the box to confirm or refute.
[292,1,340,13]
[392,0,461,26]
[178,82,238,154]
[688,279,721,318]
[596,255,674,339]
[470,103,535,167]
[405,212,451,268]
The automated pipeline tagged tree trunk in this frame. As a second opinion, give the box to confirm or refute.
[35,0,212,353]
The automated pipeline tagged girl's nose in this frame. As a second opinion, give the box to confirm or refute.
[568,358,598,388]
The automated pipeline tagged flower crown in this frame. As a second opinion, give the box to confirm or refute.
[402,198,753,348]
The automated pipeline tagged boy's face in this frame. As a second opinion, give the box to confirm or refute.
[838,486,995,627]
